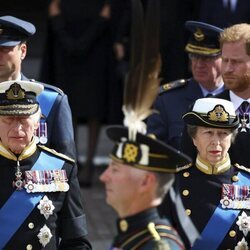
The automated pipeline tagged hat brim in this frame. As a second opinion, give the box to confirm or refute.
[0,103,39,116]
[0,39,21,46]
[106,125,192,172]
[183,112,239,128]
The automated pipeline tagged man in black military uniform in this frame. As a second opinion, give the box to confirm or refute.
[147,21,225,150]
[0,15,76,159]
[162,97,250,249]
[100,124,192,250]
[0,80,91,249]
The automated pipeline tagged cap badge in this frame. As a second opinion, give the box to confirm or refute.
[194,28,205,42]
[6,82,25,100]
[123,143,138,163]
[208,105,229,122]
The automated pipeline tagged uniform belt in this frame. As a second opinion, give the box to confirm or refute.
[191,171,249,250]
[0,151,65,248]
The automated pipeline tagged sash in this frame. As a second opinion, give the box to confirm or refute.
[0,151,65,248]
[191,172,249,250]
[37,89,59,117]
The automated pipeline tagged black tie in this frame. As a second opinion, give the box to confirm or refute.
[238,101,250,132]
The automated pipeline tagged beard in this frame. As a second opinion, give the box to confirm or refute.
[223,72,250,92]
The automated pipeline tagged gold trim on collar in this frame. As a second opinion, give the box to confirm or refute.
[195,154,231,174]
[0,139,37,161]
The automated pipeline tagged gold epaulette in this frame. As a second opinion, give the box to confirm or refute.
[159,79,187,94]
[176,163,193,172]
[38,145,75,163]
[234,163,250,173]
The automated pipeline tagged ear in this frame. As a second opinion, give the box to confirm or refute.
[140,173,156,192]
[192,137,197,148]
[20,43,27,60]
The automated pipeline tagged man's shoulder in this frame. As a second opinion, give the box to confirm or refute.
[38,145,75,164]
[29,79,64,95]
[159,78,191,95]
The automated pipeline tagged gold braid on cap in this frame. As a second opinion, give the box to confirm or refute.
[123,0,161,141]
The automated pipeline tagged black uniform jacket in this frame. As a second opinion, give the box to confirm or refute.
[111,208,185,250]
[160,160,250,249]
[0,141,91,249]
[22,74,76,159]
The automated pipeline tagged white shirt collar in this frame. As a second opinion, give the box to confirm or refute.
[229,90,250,112]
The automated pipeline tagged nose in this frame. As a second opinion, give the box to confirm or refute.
[99,167,110,183]
[211,134,220,145]
[13,120,22,131]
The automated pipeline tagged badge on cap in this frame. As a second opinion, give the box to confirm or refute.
[208,105,229,122]
[37,195,55,219]
[37,224,52,247]
[194,28,204,41]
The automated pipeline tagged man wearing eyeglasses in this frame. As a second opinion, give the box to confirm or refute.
[147,21,225,150]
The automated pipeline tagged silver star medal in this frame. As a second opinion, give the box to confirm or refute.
[236,211,250,236]
[37,224,52,247]
[235,237,249,250]
[37,195,55,219]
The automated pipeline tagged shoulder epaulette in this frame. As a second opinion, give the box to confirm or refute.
[30,79,64,95]
[38,145,75,163]
[159,79,187,94]
[176,163,193,172]
[234,163,250,173]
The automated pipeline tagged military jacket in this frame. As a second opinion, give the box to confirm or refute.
[22,74,76,159]
[147,78,203,149]
[0,141,91,249]
[161,157,250,249]
[111,208,185,250]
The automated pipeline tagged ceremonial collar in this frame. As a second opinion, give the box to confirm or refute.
[195,153,231,174]
[0,138,37,161]
[116,208,160,234]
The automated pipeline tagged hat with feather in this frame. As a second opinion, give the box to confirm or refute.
[106,0,192,173]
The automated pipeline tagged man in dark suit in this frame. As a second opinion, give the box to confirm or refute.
[218,23,250,167]
[0,80,91,249]
[0,15,76,159]
[181,23,250,168]
[147,21,225,150]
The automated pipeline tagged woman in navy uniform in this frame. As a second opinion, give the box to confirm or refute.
[161,97,250,249]
[0,80,91,249]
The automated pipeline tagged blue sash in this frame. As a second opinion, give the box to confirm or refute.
[37,89,58,117]
[0,151,65,248]
[191,172,249,250]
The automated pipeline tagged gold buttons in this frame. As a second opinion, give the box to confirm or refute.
[182,190,189,196]
[183,172,190,178]
[232,175,239,182]
[185,209,191,216]
[28,222,34,229]
[229,230,236,237]
[119,219,128,232]
[26,244,32,250]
